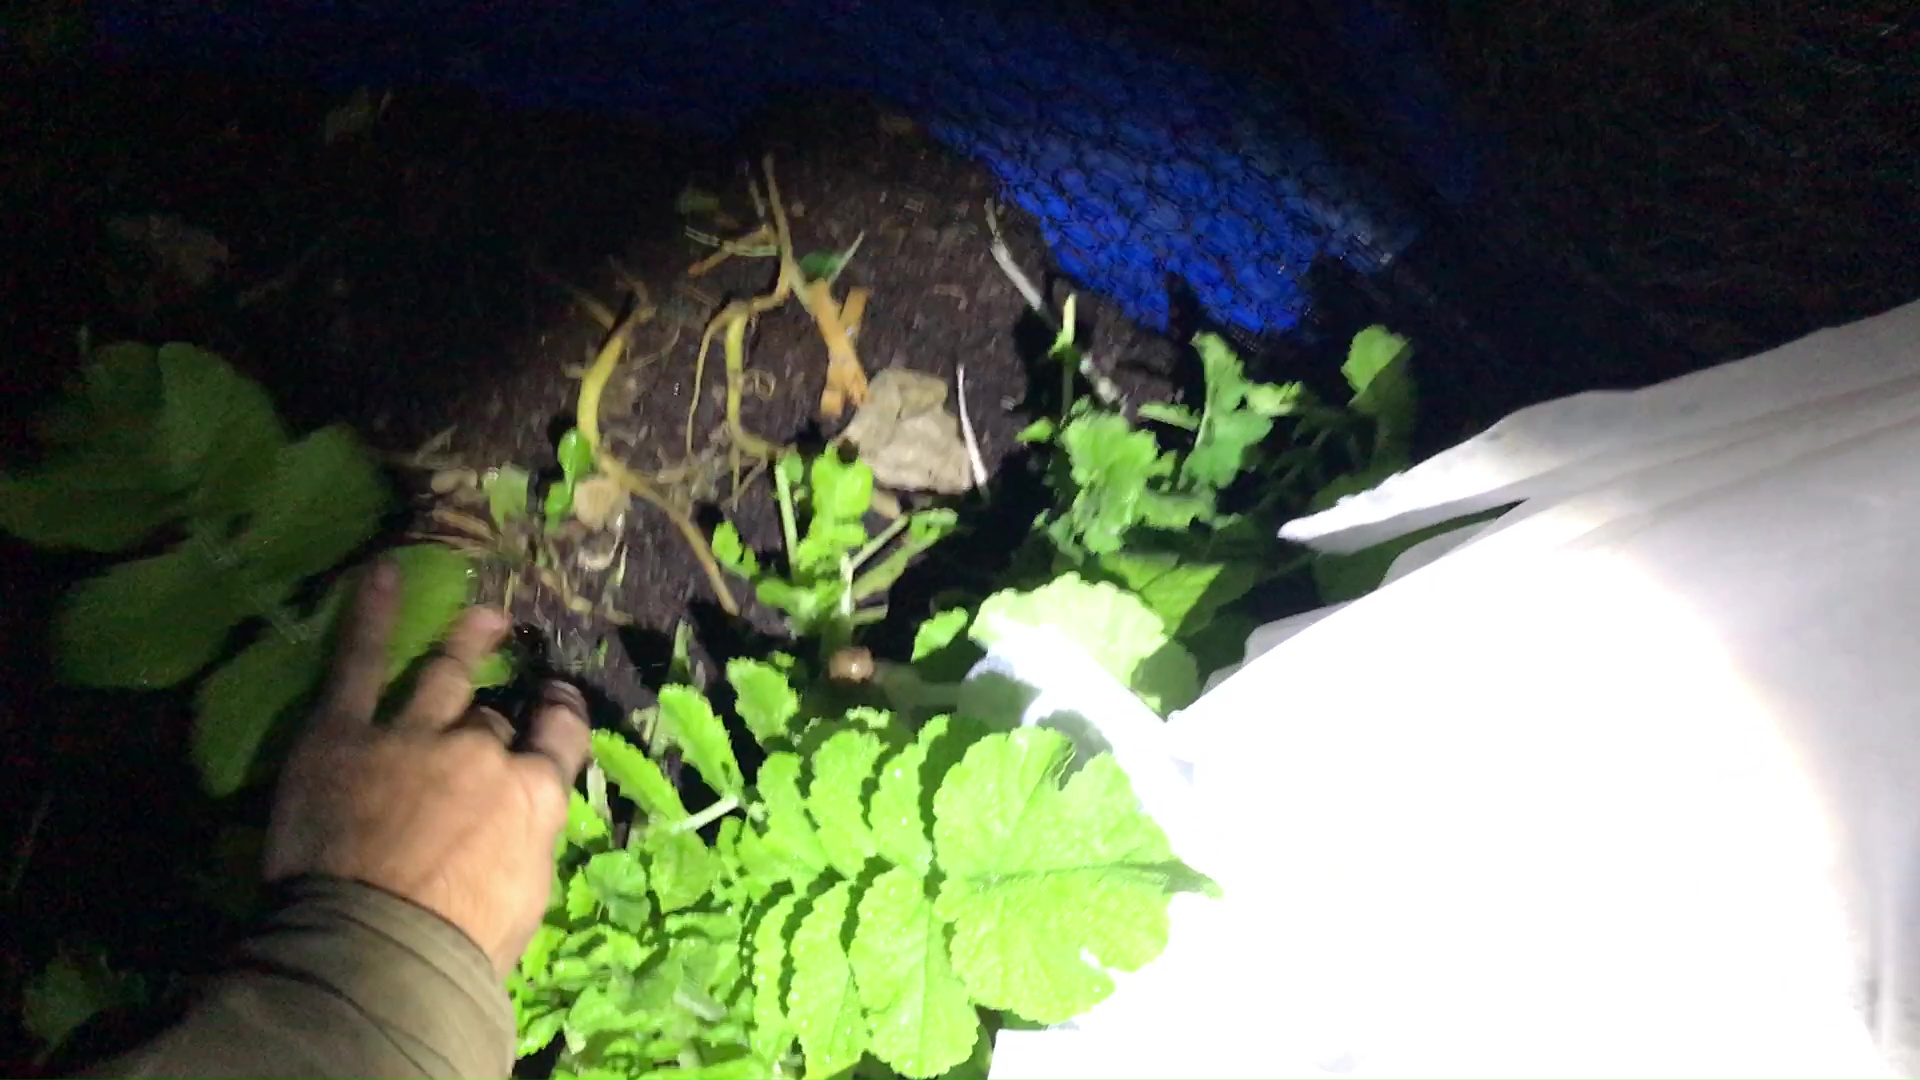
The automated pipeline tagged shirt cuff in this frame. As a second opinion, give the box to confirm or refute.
[239,875,516,1078]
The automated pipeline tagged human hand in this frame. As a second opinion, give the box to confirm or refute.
[263,559,591,976]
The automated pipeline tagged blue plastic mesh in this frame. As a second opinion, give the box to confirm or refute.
[97,0,1424,337]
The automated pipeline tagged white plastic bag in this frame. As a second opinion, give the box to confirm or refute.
[986,300,1920,1078]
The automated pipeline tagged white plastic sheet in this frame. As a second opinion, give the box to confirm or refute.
[985,300,1920,1078]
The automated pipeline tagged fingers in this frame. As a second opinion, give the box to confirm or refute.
[315,560,401,729]
[397,607,511,731]
[514,680,592,801]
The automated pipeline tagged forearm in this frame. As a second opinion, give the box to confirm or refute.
[82,876,514,1080]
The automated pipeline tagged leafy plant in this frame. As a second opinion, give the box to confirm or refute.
[513,658,1205,1079]
[1027,326,1419,637]
[545,427,598,530]
[0,340,483,795]
[711,451,957,655]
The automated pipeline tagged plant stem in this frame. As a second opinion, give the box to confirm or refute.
[851,528,935,602]
[672,794,740,834]
[774,456,801,561]
[849,512,911,576]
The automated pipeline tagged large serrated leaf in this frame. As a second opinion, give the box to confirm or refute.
[192,580,347,795]
[869,715,959,876]
[749,893,802,1063]
[849,867,980,1077]
[55,542,262,689]
[807,729,883,877]
[787,881,867,1078]
[656,685,745,799]
[382,544,475,679]
[932,728,1184,1024]
[753,753,830,886]
[591,730,688,822]
[728,658,799,746]
[233,426,389,588]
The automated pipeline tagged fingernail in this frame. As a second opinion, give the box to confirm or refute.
[538,679,588,721]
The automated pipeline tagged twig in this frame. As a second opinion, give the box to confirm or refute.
[573,273,739,616]
[982,200,1125,409]
[984,200,1050,316]
[956,364,989,489]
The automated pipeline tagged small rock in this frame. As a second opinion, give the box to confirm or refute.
[430,468,479,495]
[571,475,631,530]
[841,368,975,494]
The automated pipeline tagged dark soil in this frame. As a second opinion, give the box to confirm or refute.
[1,61,1201,1067]
[4,62,1190,707]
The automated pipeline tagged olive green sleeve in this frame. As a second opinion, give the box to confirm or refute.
[82,876,515,1079]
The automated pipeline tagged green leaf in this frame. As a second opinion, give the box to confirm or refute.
[485,465,531,527]
[911,609,970,662]
[710,521,760,578]
[517,1004,568,1059]
[972,573,1199,712]
[192,580,348,795]
[472,649,515,689]
[1058,413,1174,556]
[41,341,163,447]
[850,867,981,1077]
[656,685,745,800]
[753,752,829,884]
[557,428,596,484]
[159,343,287,528]
[522,923,566,982]
[21,949,146,1052]
[234,426,389,587]
[728,658,799,746]
[0,456,180,553]
[797,249,848,282]
[1344,326,1416,460]
[1342,325,1412,399]
[544,481,574,530]
[869,715,963,876]
[1135,402,1199,430]
[1182,334,1275,493]
[808,453,874,527]
[1096,552,1262,637]
[583,850,653,931]
[750,892,802,1063]
[383,545,476,679]
[1049,294,1080,360]
[807,729,884,877]
[565,870,597,922]
[787,881,868,1078]
[933,729,1184,1024]
[565,982,651,1056]
[1245,380,1307,418]
[591,730,689,822]
[55,542,259,689]
[642,828,717,913]
[1014,418,1056,444]
[567,790,611,849]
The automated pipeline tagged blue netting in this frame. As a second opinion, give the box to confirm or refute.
[95,0,1429,337]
